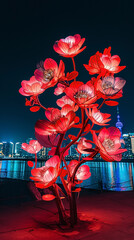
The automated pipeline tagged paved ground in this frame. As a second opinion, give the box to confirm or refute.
[0,180,134,239]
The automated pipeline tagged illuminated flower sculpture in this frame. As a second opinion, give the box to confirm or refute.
[35,105,79,135]
[19,76,45,96]
[20,34,127,227]
[56,95,78,111]
[97,76,126,96]
[34,58,65,89]
[30,156,60,188]
[54,83,66,95]
[77,137,92,155]
[65,81,97,108]
[22,140,42,168]
[53,34,86,58]
[22,140,42,153]
[68,160,91,180]
[86,107,111,126]
[92,127,127,162]
[84,47,126,77]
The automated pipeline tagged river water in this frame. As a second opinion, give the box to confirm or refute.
[0,159,134,191]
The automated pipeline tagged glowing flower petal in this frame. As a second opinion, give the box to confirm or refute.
[93,127,127,162]
[97,76,126,96]
[34,58,65,90]
[86,107,111,126]
[84,47,126,76]
[68,160,91,180]
[77,137,92,154]
[19,76,45,96]
[53,34,86,57]
[31,156,60,188]
[21,140,42,154]
[65,81,97,108]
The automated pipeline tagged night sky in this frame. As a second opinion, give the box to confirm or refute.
[1,0,134,142]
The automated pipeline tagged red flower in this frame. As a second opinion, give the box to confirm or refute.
[21,140,42,154]
[53,34,86,58]
[34,58,65,89]
[19,76,45,96]
[86,107,111,126]
[54,83,66,95]
[93,127,127,162]
[56,95,78,112]
[35,105,79,135]
[35,132,60,148]
[97,76,126,96]
[46,105,78,133]
[35,120,57,136]
[30,156,60,188]
[84,47,126,76]
[65,81,97,108]
[68,160,91,180]
[77,137,92,155]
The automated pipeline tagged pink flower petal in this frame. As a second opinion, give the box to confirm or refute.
[44,58,58,71]
[45,155,60,168]
[76,165,91,180]
[58,41,69,53]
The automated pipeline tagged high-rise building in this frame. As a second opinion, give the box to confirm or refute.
[70,144,78,157]
[122,134,133,158]
[46,147,52,158]
[38,147,46,159]
[2,142,14,157]
[131,136,134,154]
[129,133,134,154]
[0,142,4,157]
[116,106,123,137]
[15,142,23,157]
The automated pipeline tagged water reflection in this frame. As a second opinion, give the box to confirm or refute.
[0,160,134,191]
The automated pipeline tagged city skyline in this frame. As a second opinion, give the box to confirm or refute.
[0,132,134,160]
[1,105,134,159]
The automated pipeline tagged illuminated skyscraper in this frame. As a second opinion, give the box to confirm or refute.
[70,144,78,157]
[131,136,134,154]
[129,133,134,155]
[46,147,52,158]
[15,142,23,157]
[0,142,4,157]
[38,147,46,158]
[3,142,14,157]
[122,134,134,158]
[116,106,123,137]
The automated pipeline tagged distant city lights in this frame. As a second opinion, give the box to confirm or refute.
[0,133,134,160]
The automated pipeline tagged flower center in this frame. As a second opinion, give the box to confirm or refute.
[102,81,114,90]
[43,69,54,82]
[74,90,90,99]
[64,37,75,48]
[102,138,114,150]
